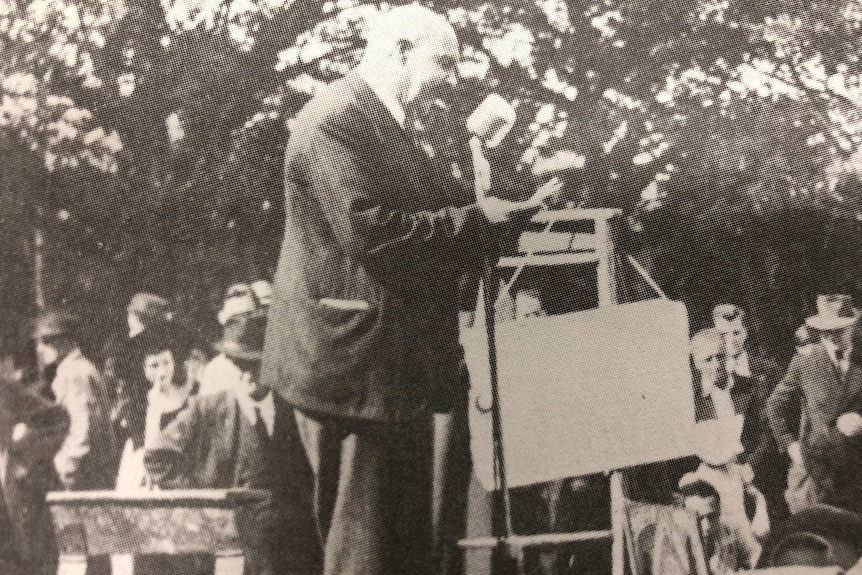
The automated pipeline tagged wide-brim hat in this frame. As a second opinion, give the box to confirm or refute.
[213,309,267,362]
[762,504,862,569]
[805,294,860,332]
[712,303,745,332]
[127,292,173,328]
[32,310,80,340]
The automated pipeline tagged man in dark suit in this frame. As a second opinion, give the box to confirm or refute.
[691,328,772,472]
[0,363,69,575]
[259,5,553,575]
[713,304,788,522]
[767,294,862,513]
[145,310,321,575]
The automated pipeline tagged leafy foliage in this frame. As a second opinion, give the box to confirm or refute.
[5,0,862,357]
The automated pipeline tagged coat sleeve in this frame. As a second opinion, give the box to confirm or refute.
[741,382,773,477]
[12,402,70,469]
[766,355,802,453]
[143,399,201,489]
[300,118,490,273]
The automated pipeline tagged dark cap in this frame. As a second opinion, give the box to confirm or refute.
[127,293,173,328]
[213,310,267,362]
[763,504,862,569]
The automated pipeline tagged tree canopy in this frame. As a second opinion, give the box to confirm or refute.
[4,0,862,357]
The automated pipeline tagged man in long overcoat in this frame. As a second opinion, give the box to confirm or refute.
[767,294,862,512]
[146,310,320,575]
[259,5,550,574]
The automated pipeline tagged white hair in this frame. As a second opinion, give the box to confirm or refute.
[363,4,455,58]
[690,327,723,358]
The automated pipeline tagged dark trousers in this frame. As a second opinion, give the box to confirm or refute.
[294,410,434,575]
[433,407,473,575]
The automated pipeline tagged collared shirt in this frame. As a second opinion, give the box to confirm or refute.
[703,377,736,420]
[355,67,406,129]
[728,351,750,378]
[823,340,851,374]
[236,389,275,437]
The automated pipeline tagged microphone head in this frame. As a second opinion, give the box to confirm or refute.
[467,93,516,148]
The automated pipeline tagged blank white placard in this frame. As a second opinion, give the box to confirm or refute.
[463,299,697,489]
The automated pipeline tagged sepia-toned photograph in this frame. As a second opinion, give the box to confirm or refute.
[3,0,862,573]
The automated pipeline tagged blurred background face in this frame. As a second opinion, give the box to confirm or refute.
[684,494,720,542]
[821,326,854,351]
[692,338,728,388]
[717,318,748,357]
[143,350,175,391]
[35,337,59,367]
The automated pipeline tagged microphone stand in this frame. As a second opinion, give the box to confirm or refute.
[472,136,517,575]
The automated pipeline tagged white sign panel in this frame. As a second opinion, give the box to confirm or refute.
[463,299,697,490]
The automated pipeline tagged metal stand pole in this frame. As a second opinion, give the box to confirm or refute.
[481,254,519,575]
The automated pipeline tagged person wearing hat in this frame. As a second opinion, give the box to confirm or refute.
[198,288,260,396]
[762,504,862,570]
[34,310,114,490]
[105,293,175,456]
[767,294,862,513]
[712,304,788,524]
[126,292,173,339]
[145,310,321,575]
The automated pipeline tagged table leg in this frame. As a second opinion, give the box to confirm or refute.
[110,554,134,575]
[214,551,244,575]
[56,554,87,575]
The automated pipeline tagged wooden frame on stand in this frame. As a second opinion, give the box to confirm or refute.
[459,208,628,575]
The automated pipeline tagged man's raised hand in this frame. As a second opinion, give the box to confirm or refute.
[479,196,542,224]
[529,176,564,206]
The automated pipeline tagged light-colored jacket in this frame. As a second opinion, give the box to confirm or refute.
[52,349,115,490]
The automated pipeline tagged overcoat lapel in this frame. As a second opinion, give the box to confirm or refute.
[812,345,844,396]
[844,360,862,406]
[218,395,240,485]
[343,73,432,203]
[730,380,754,418]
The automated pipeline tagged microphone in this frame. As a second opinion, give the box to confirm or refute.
[467,94,517,201]
[467,93,517,148]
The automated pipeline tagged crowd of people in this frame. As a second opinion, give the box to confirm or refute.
[9,269,862,575]
[7,281,862,574]
[6,3,862,575]
[654,295,862,574]
[0,280,327,575]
